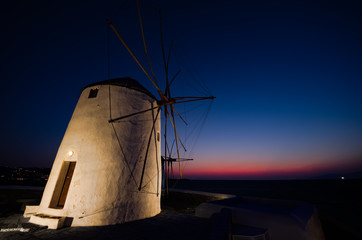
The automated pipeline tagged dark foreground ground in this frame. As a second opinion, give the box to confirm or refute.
[0,189,219,240]
[1,179,362,239]
[171,179,362,240]
[0,212,210,240]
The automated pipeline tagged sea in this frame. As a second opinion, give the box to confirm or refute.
[170,179,361,201]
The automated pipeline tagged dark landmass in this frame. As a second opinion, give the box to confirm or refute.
[0,167,50,186]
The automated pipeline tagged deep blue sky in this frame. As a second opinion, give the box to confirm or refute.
[1,0,362,179]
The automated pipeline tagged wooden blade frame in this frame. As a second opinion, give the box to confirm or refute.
[107,19,167,102]
[109,106,158,123]
[108,2,215,193]
[139,107,161,191]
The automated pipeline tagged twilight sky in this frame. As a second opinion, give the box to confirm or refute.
[1,0,362,179]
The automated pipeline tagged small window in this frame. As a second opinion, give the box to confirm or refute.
[157,132,160,142]
[88,88,98,98]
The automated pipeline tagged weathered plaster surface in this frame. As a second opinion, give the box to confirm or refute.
[29,82,161,227]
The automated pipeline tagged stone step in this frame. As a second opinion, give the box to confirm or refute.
[23,205,39,218]
[29,214,66,229]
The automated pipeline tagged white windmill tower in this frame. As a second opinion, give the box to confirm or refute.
[25,77,162,229]
[24,0,214,229]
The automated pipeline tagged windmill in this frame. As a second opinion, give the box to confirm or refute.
[107,0,215,193]
[24,1,214,229]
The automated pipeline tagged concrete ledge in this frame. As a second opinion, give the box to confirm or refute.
[210,208,232,240]
[232,224,269,240]
[23,205,39,218]
[29,214,66,229]
[195,196,325,240]
[169,189,236,199]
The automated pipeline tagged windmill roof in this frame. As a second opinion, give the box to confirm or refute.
[83,77,157,100]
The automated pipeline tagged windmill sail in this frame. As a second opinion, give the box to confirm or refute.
[107,1,215,187]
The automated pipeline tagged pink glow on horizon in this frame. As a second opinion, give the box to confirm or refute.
[173,156,362,179]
